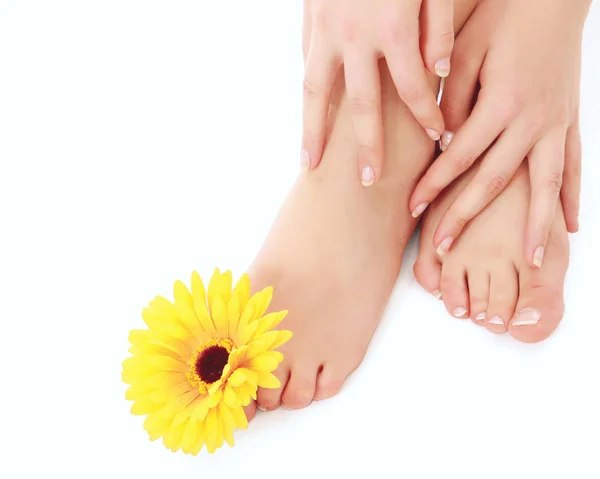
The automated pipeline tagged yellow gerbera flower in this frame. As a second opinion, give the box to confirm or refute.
[122,269,292,454]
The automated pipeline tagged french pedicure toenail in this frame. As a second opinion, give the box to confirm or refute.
[440,131,455,152]
[436,237,454,256]
[432,290,442,300]
[488,316,504,325]
[426,129,441,141]
[300,148,310,170]
[361,166,375,186]
[512,307,541,326]
[475,312,486,321]
[453,307,467,318]
[434,57,451,78]
[533,246,544,268]
[412,202,429,218]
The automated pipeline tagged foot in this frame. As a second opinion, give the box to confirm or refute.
[414,161,570,343]
[247,65,437,412]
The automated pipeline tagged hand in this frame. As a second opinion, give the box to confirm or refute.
[409,0,590,267]
[301,0,455,185]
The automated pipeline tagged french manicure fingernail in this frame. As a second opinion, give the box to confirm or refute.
[434,57,451,78]
[436,237,454,256]
[361,166,375,186]
[432,290,442,300]
[300,148,310,170]
[512,307,541,326]
[489,316,504,325]
[440,131,455,152]
[475,312,486,321]
[453,307,467,318]
[412,202,429,218]
[426,128,441,141]
[533,246,544,268]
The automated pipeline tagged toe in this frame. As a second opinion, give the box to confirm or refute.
[314,364,347,401]
[414,254,443,299]
[440,260,470,319]
[256,366,290,411]
[281,364,318,410]
[485,264,518,334]
[467,268,490,326]
[509,254,567,343]
[244,401,257,422]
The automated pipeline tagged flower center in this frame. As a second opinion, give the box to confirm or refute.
[195,345,230,384]
[186,338,234,393]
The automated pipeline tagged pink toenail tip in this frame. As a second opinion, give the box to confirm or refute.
[440,131,455,152]
[436,237,454,256]
[361,166,375,186]
[257,405,268,412]
[512,307,541,326]
[453,307,467,318]
[432,290,442,299]
[475,313,486,321]
[488,316,504,325]
[412,202,429,218]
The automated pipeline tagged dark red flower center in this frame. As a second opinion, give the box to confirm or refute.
[195,345,230,384]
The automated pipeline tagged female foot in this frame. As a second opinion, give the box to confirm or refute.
[414,161,570,343]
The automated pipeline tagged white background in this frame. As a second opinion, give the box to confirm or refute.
[1,1,599,478]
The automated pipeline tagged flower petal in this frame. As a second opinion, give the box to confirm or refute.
[205,407,218,454]
[230,406,248,430]
[224,384,241,409]
[191,271,207,308]
[173,280,194,309]
[232,274,251,312]
[181,421,202,455]
[211,295,229,338]
[143,412,172,441]
[227,293,241,338]
[246,354,279,373]
[256,371,281,389]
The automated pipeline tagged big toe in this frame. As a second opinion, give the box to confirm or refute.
[509,259,567,343]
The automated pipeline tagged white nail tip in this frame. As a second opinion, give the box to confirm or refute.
[512,307,541,326]
[433,290,442,300]
[453,307,467,318]
[412,202,429,218]
[489,316,504,325]
[475,313,486,321]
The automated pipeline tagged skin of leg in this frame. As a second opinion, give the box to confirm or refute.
[248,0,480,413]
[415,159,569,343]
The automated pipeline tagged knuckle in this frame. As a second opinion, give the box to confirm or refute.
[449,152,477,174]
[546,171,563,194]
[384,18,410,44]
[340,16,358,43]
[398,85,425,104]
[303,76,324,99]
[485,175,508,197]
[347,95,377,115]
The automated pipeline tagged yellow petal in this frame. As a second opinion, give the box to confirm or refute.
[227,292,241,338]
[237,320,260,346]
[149,355,188,373]
[207,268,221,312]
[190,397,211,423]
[230,406,248,430]
[232,274,251,312]
[227,369,247,387]
[256,371,281,389]
[163,422,186,452]
[191,431,206,455]
[219,402,236,447]
[131,396,163,415]
[125,383,155,401]
[246,354,279,373]
[150,381,192,405]
[211,295,229,338]
[218,270,233,305]
[173,280,194,309]
[174,301,205,340]
[181,421,201,454]
[207,388,223,408]
[236,367,259,386]
[205,407,218,454]
[262,329,293,350]
[224,384,241,409]
[144,412,172,441]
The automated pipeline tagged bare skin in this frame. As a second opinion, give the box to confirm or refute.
[241,0,479,418]
[415,159,569,343]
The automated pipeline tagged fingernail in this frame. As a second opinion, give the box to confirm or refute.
[434,57,451,78]
[426,128,441,141]
[432,290,442,300]
[453,307,467,318]
[488,316,504,325]
[361,166,375,186]
[475,312,486,321]
[300,148,310,170]
[412,202,429,218]
[512,307,541,326]
[436,237,454,256]
[533,246,544,268]
[440,131,455,152]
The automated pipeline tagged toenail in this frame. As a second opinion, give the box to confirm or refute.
[436,237,454,256]
[432,289,442,300]
[475,312,486,321]
[361,166,375,186]
[533,246,544,268]
[257,405,268,412]
[440,131,455,152]
[426,128,441,141]
[488,316,504,325]
[412,202,429,218]
[512,307,541,326]
[453,307,467,318]
[300,148,310,170]
[434,57,451,78]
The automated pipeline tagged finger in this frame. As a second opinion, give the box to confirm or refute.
[561,119,582,233]
[384,18,444,141]
[525,129,567,268]
[344,51,383,186]
[438,25,487,150]
[301,38,340,170]
[302,0,311,61]
[432,118,537,255]
[420,0,454,78]
[409,94,511,217]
